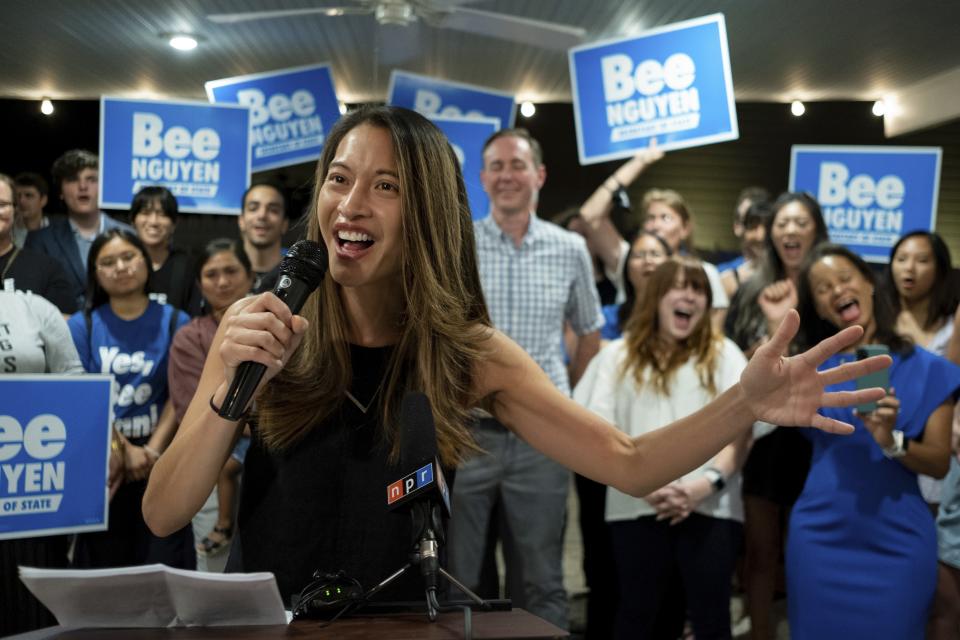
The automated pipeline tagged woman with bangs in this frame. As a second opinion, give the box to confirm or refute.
[129,186,200,315]
[575,256,750,639]
[143,106,889,609]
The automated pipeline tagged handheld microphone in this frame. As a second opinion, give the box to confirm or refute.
[218,239,328,420]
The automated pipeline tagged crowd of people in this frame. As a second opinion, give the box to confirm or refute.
[0,154,293,634]
[0,106,957,640]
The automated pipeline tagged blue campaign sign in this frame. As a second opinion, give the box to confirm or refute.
[569,13,738,165]
[789,146,943,262]
[100,97,251,215]
[206,63,342,172]
[431,115,500,220]
[388,70,515,129]
[0,375,113,540]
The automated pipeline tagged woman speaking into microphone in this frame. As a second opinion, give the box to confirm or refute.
[144,106,889,606]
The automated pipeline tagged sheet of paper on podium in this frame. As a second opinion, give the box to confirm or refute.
[19,564,287,627]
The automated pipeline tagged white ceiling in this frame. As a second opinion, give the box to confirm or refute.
[3,0,960,109]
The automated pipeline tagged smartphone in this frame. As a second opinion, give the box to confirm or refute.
[855,344,890,413]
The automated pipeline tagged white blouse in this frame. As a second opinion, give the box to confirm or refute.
[574,336,747,522]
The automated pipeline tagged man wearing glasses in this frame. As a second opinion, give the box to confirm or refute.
[0,174,75,314]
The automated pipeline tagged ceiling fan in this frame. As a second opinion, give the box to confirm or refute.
[206,0,586,51]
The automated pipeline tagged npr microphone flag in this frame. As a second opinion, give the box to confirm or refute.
[386,459,450,512]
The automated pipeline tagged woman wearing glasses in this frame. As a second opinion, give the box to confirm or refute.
[67,228,191,568]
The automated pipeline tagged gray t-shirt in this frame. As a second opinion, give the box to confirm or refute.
[0,290,83,374]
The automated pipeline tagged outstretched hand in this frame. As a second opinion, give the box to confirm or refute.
[740,309,891,434]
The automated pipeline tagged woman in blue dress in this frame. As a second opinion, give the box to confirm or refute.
[786,244,959,638]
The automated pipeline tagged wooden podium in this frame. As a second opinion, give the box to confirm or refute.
[21,609,568,639]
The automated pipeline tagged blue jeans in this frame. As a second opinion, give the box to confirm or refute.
[448,417,570,629]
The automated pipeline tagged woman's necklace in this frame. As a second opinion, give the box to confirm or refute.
[344,377,386,414]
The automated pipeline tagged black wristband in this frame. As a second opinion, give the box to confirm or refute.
[210,394,250,422]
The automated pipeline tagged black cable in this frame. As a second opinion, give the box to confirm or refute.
[307,601,357,629]
[291,583,353,623]
[291,571,366,624]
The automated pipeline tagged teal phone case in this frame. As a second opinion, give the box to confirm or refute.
[855,344,890,413]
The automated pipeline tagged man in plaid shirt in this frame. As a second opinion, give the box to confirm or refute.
[448,128,603,629]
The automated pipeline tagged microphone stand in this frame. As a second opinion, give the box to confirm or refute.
[362,501,490,622]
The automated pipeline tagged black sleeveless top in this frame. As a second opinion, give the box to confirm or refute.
[226,344,424,606]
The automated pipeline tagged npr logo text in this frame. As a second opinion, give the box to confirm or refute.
[387,463,434,505]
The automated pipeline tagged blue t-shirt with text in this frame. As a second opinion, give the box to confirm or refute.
[68,301,189,442]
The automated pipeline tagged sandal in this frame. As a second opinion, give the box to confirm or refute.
[196,525,233,556]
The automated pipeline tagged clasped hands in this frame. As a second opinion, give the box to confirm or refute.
[108,433,161,499]
[644,477,713,526]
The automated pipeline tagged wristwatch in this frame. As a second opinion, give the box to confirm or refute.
[703,467,726,492]
[882,429,909,459]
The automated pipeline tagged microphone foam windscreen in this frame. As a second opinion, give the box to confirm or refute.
[279,239,329,288]
[399,391,439,469]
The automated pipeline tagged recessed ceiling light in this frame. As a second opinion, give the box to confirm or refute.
[520,101,536,118]
[872,100,886,117]
[40,98,54,116]
[169,34,198,51]
[790,100,805,117]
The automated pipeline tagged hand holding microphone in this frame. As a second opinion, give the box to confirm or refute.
[217,240,328,420]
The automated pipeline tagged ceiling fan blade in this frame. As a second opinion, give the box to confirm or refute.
[207,7,370,24]
[436,6,585,50]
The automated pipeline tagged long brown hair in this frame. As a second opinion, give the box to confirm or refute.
[621,256,722,396]
[257,106,491,466]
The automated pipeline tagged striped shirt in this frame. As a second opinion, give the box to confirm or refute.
[475,213,604,395]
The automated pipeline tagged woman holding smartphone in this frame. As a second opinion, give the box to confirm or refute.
[787,244,959,638]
